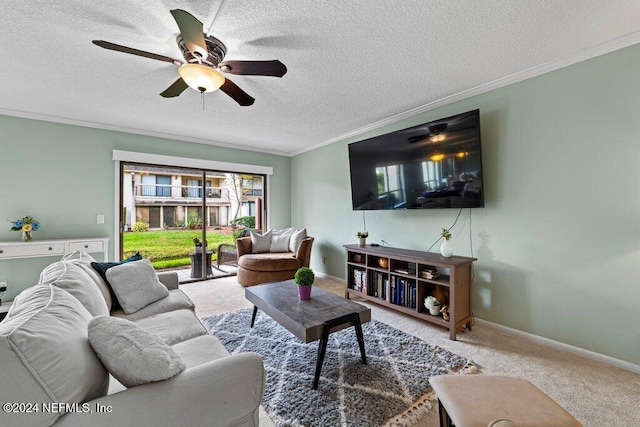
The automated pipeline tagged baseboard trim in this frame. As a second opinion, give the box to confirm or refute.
[315,273,640,374]
[474,318,640,375]
[315,272,345,283]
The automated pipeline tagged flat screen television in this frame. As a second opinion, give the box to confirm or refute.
[348,109,484,210]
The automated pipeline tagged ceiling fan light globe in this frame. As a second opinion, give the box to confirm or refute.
[178,64,225,93]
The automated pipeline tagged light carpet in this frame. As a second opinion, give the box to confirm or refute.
[202,308,475,427]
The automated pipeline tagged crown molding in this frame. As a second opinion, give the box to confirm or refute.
[0,108,292,157]
[291,30,640,157]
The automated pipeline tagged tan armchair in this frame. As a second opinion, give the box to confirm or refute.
[236,236,314,286]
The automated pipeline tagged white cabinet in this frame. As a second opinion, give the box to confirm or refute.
[0,238,109,261]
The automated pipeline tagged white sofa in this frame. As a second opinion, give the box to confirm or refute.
[0,251,265,427]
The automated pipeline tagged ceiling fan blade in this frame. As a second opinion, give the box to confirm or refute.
[220,79,255,106]
[218,60,287,77]
[160,78,189,98]
[92,40,182,65]
[170,9,208,59]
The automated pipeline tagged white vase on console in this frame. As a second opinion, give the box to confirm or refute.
[440,238,453,257]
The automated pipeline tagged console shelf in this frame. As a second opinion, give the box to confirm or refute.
[344,244,476,340]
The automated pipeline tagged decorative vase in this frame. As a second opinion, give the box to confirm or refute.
[429,306,441,316]
[22,231,33,242]
[358,237,367,247]
[440,238,453,257]
[298,284,312,300]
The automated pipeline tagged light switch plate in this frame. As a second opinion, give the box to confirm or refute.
[96,215,105,224]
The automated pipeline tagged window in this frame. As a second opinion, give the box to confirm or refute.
[375,165,405,208]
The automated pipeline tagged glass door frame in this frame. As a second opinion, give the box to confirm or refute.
[113,150,273,283]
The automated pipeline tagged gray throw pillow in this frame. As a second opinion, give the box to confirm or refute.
[105,259,169,314]
[289,228,308,253]
[88,316,186,388]
[270,231,292,252]
[250,229,272,253]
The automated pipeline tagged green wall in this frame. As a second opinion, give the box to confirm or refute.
[291,44,640,365]
[0,117,291,299]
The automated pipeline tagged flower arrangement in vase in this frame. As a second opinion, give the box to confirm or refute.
[9,215,40,242]
[294,267,315,300]
[424,296,441,315]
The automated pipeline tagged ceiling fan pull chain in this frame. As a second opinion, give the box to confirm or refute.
[202,91,205,111]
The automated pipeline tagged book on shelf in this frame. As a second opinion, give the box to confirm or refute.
[420,265,440,279]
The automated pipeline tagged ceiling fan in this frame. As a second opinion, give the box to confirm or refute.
[93,9,287,106]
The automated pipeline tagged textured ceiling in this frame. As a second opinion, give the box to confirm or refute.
[1,1,640,156]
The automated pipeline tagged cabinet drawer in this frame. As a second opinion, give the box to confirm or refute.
[0,242,65,259]
[69,240,105,253]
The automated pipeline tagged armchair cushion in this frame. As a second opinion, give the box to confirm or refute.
[270,233,292,252]
[289,228,308,252]
[105,259,170,314]
[88,316,186,388]
[238,252,301,272]
[250,229,272,253]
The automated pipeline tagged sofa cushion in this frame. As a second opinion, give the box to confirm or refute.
[39,260,109,317]
[106,259,170,314]
[238,252,302,272]
[289,228,308,252]
[250,229,272,253]
[134,309,207,345]
[0,284,108,426]
[60,251,114,309]
[171,334,230,368]
[111,289,195,321]
[88,316,186,388]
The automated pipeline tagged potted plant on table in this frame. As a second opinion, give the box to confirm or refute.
[356,231,369,247]
[424,296,441,316]
[294,267,315,300]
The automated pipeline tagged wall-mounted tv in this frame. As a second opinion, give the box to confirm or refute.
[348,109,484,210]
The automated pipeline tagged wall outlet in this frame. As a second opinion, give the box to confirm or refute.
[96,214,105,224]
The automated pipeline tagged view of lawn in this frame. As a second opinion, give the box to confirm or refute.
[123,230,235,269]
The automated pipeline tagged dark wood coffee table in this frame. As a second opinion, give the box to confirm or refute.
[245,280,371,389]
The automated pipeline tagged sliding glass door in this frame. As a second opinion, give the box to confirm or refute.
[120,162,266,283]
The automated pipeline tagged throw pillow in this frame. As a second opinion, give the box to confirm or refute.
[91,252,142,307]
[250,229,272,253]
[289,228,308,253]
[88,316,186,388]
[105,259,169,314]
[90,252,143,283]
[270,229,293,252]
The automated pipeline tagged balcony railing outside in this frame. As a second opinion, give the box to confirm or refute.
[242,189,263,196]
[136,184,229,199]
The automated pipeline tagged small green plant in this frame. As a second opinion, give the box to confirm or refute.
[424,296,440,309]
[193,236,208,246]
[356,231,369,238]
[294,267,315,286]
[231,215,255,230]
[441,228,451,240]
[132,222,148,232]
[187,217,203,230]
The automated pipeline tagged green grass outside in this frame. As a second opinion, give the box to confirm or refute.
[123,230,234,269]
